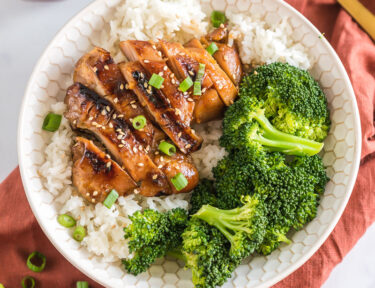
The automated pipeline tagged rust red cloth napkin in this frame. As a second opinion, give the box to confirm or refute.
[1,1,374,287]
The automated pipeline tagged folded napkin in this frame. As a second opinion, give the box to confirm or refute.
[1,1,374,287]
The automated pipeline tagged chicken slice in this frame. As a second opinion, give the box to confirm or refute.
[119,61,202,154]
[205,24,229,43]
[153,152,199,194]
[194,88,225,123]
[185,39,238,106]
[65,83,171,196]
[120,40,194,126]
[72,136,137,203]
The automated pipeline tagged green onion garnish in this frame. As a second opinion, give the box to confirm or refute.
[103,189,119,209]
[158,141,176,156]
[211,11,227,28]
[149,73,164,89]
[171,173,188,191]
[132,115,147,130]
[179,77,193,92]
[206,43,219,55]
[73,226,86,242]
[0,284,5,288]
[193,81,202,96]
[76,281,89,288]
[26,251,46,272]
[196,63,206,82]
[42,113,62,132]
[21,276,35,288]
[57,214,76,228]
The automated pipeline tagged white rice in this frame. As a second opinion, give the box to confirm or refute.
[39,0,312,263]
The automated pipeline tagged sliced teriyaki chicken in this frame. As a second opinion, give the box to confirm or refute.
[119,40,194,126]
[119,61,203,154]
[185,38,238,106]
[73,47,162,150]
[193,88,225,123]
[153,151,199,194]
[205,24,228,43]
[72,137,137,203]
[64,83,171,196]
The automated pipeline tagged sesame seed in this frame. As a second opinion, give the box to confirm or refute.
[152,45,157,50]
[218,84,223,89]
[140,72,144,78]
[175,108,181,116]
[118,144,124,148]
[144,82,148,88]
[163,66,168,71]
[101,110,107,115]
[220,23,225,28]
[93,67,98,72]
[185,144,191,149]
[137,163,144,167]
[144,60,150,63]
[104,65,109,70]
[118,114,124,118]
[106,162,112,168]
[166,98,171,104]
[109,122,113,128]
[191,129,196,134]
[254,70,258,75]
[160,156,164,162]
[114,97,119,103]
[73,120,77,125]
[113,114,117,119]
[86,192,90,196]
[158,164,163,169]
[131,104,137,109]
[93,191,98,196]
[152,174,158,180]
[92,121,98,126]
[233,74,236,80]
[120,84,124,90]
[146,145,150,152]
[92,199,96,203]
[121,140,126,145]
[116,128,122,132]
[171,79,176,84]
[160,85,164,89]
[155,151,159,155]
[125,84,129,89]
[133,147,138,153]
[187,98,193,102]
[188,70,194,76]
[224,55,229,61]
[89,116,93,121]
[178,132,182,138]
[139,145,143,151]
[130,100,136,104]
[202,88,207,93]
[117,135,123,140]
[158,72,163,77]
[106,106,111,112]
[134,189,140,194]
[106,154,111,159]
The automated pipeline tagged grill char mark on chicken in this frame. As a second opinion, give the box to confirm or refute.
[65,83,171,196]
[119,61,202,154]
[72,137,137,203]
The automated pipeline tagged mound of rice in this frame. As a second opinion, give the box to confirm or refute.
[39,0,313,263]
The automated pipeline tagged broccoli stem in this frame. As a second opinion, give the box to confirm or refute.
[254,111,324,156]
[166,247,185,261]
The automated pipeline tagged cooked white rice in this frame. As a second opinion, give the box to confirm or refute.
[39,0,312,263]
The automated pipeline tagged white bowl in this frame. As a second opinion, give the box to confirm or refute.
[18,0,361,287]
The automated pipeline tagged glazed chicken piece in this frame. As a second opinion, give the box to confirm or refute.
[119,61,202,154]
[65,83,171,196]
[193,88,225,123]
[73,47,162,150]
[72,137,137,203]
[201,38,242,86]
[185,39,238,106]
[120,40,195,126]
[205,24,229,43]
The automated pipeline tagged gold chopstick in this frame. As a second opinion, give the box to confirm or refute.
[337,0,375,41]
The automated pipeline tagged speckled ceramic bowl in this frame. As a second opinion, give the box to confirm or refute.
[18,0,361,287]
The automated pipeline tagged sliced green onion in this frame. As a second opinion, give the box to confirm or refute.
[196,63,206,82]
[132,115,147,130]
[21,276,35,288]
[103,189,119,209]
[206,43,219,55]
[57,214,76,228]
[73,226,86,242]
[0,284,5,288]
[26,251,46,272]
[149,73,164,89]
[211,11,227,28]
[193,81,202,96]
[42,113,62,132]
[76,281,89,288]
[158,141,176,156]
[179,77,193,92]
[171,173,188,191]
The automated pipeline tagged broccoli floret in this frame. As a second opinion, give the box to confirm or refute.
[193,195,267,259]
[220,96,324,156]
[240,62,330,142]
[213,146,328,254]
[122,208,188,275]
[181,218,240,288]
[189,179,217,215]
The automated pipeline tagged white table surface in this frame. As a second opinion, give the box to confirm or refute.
[1,0,374,287]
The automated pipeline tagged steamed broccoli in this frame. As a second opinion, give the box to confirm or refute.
[220,96,324,156]
[193,195,267,259]
[189,179,217,215]
[122,208,188,275]
[181,218,240,288]
[240,62,330,142]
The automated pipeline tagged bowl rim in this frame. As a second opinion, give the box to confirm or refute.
[17,0,362,287]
